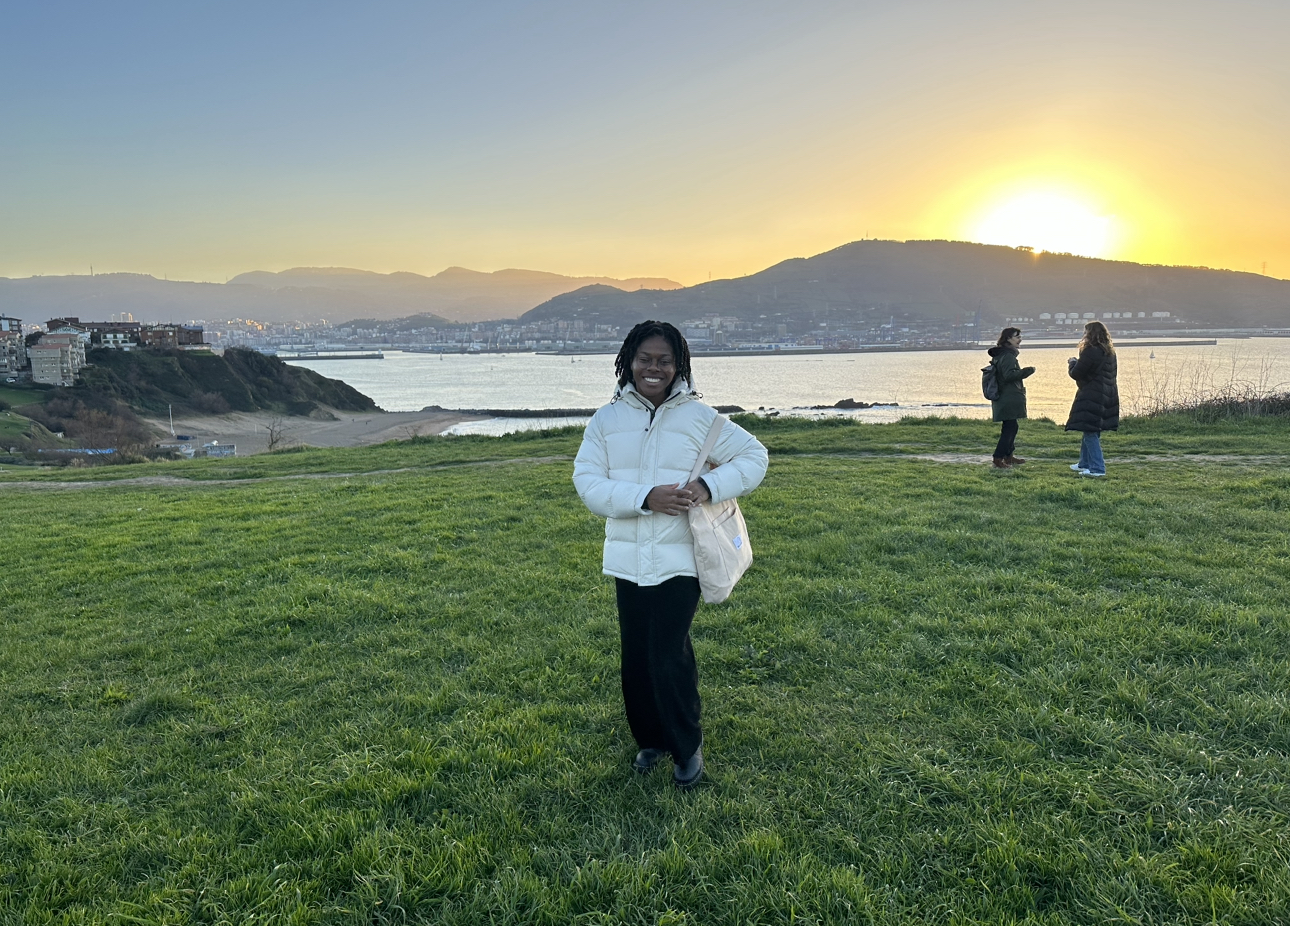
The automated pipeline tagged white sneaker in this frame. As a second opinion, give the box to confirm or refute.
[1082,471,1105,478]
[1069,464,1083,471]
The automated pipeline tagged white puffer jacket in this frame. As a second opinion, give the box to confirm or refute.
[573,378,769,586]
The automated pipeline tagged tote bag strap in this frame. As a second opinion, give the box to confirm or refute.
[687,416,725,484]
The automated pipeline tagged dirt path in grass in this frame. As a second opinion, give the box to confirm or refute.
[792,452,1290,465]
[5,451,1288,491]
[0,455,577,490]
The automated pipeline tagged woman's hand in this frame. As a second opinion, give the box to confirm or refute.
[645,484,698,516]
[683,479,711,504]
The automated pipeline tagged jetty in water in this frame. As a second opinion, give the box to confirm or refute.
[276,351,385,361]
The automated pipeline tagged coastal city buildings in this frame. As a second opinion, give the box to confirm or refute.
[94,322,143,349]
[46,317,206,351]
[139,324,206,350]
[3,304,1234,369]
[194,307,1199,356]
[0,316,24,376]
[0,317,208,385]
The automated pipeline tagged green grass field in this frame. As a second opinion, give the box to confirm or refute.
[3,416,1288,923]
[0,385,48,410]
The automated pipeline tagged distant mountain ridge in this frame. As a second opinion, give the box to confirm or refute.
[0,267,683,326]
[227,266,682,324]
[522,240,1290,331]
[5,243,1286,332]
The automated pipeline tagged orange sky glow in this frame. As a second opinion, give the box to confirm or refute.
[2,3,1286,284]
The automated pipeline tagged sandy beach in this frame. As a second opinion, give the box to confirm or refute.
[142,408,489,456]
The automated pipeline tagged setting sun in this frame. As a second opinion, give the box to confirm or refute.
[973,192,1116,258]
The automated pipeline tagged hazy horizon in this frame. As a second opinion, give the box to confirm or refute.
[4,2,1286,285]
[5,235,1288,288]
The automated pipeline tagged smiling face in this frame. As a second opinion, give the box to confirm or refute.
[630,335,678,407]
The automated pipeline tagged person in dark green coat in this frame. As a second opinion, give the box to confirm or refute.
[988,327,1035,468]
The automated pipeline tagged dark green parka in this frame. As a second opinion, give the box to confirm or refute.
[988,346,1035,422]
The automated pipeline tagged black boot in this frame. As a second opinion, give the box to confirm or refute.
[673,744,704,789]
[633,748,666,773]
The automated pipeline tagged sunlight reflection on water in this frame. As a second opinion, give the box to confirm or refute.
[287,338,1290,435]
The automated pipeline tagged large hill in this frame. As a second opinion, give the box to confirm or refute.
[0,267,683,326]
[74,347,379,417]
[521,240,1290,331]
[12,347,378,454]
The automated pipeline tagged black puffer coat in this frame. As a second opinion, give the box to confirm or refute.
[1065,345,1119,432]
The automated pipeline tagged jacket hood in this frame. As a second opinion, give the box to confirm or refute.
[987,346,1016,358]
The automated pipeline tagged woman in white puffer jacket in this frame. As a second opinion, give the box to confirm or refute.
[573,321,768,789]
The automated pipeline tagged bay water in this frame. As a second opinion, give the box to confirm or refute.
[287,338,1290,435]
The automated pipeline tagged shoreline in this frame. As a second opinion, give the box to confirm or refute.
[143,408,489,456]
[536,338,1220,357]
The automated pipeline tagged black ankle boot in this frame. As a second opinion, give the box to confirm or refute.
[673,744,704,789]
[633,748,666,773]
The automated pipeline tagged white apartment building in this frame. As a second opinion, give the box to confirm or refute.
[0,316,22,376]
[30,343,73,385]
[29,333,86,385]
[99,329,137,349]
[41,333,87,368]
[0,331,24,376]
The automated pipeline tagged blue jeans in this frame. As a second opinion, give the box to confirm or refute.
[1078,431,1105,475]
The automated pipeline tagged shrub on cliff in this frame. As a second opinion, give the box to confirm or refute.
[24,392,155,451]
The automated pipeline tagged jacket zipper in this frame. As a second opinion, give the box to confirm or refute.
[641,402,659,579]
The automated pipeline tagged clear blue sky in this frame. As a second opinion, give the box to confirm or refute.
[3,1,1287,282]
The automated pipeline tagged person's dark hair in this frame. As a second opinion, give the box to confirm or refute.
[996,327,1022,349]
[614,320,693,390]
[1080,320,1115,355]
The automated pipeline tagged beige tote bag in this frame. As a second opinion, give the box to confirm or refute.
[687,416,753,604]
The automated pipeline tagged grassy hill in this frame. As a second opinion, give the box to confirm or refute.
[3,348,379,457]
[0,408,73,454]
[77,346,379,416]
[522,239,1290,332]
[2,416,1288,922]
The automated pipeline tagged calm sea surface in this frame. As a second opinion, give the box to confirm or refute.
[287,338,1290,435]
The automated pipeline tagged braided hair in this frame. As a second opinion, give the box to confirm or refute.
[614,320,693,392]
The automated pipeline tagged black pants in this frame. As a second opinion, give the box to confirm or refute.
[994,419,1018,459]
[615,575,703,763]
